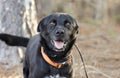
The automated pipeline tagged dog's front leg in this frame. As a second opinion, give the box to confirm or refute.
[23,59,29,78]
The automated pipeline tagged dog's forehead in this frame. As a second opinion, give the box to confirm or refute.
[41,13,77,27]
[46,13,75,22]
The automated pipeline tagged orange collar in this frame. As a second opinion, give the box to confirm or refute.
[41,47,71,69]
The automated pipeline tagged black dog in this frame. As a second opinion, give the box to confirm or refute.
[0,13,78,78]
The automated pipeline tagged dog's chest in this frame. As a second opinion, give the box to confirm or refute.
[44,66,67,78]
[44,74,66,78]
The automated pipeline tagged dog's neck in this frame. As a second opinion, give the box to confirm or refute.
[41,43,69,62]
[41,46,72,68]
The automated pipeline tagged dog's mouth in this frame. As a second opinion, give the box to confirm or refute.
[51,40,66,52]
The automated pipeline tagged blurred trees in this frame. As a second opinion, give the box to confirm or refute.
[35,0,120,25]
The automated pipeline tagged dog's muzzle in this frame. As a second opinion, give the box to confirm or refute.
[51,28,67,52]
[55,29,65,37]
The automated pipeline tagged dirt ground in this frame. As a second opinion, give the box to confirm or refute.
[0,25,120,78]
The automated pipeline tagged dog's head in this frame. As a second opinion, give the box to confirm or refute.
[37,13,78,52]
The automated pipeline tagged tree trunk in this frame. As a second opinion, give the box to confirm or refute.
[0,0,24,67]
[0,0,38,68]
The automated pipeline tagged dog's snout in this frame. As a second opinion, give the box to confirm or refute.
[55,29,64,36]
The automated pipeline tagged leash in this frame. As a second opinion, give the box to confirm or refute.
[74,44,89,78]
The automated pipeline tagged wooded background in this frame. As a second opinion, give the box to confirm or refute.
[0,0,120,78]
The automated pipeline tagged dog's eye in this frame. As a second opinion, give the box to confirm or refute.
[65,22,70,26]
[64,20,71,26]
[49,20,56,26]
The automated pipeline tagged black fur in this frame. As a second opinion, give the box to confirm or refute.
[0,13,78,78]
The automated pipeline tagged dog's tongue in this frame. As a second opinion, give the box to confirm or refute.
[54,40,64,49]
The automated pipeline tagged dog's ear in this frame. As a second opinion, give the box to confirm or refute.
[37,22,41,32]
[76,24,79,34]
[74,20,79,34]
[37,20,43,32]
[75,25,79,38]
[37,17,46,32]
[73,21,79,39]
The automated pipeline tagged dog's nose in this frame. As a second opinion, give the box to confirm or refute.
[55,29,64,36]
